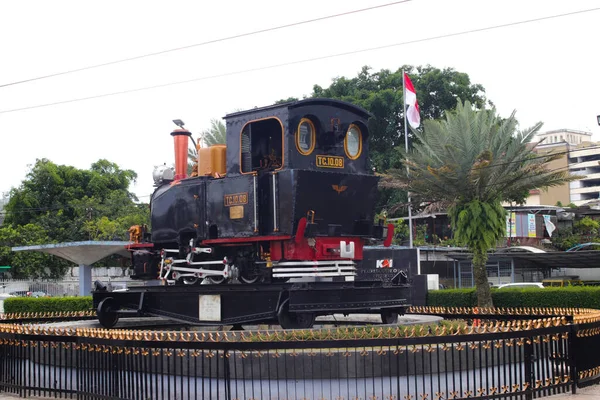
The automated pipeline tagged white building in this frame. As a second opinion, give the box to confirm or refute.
[0,193,8,226]
[536,129,592,145]
[530,129,600,207]
[569,143,600,206]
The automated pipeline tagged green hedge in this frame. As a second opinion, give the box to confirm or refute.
[427,289,478,307]
[428,287,600,309]
[3,296,93,314]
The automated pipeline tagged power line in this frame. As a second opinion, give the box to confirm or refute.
[1,6,598,115]
[0,0,412,89]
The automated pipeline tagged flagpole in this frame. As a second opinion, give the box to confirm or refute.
[402,70,414,248]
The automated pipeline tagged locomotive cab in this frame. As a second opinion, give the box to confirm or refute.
[217,98,379,241]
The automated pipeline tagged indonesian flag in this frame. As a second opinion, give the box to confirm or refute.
[404,72,420,129]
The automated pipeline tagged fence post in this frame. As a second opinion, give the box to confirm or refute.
[524,334,534,400]
[568,321,578,394]
[223,350,232,400]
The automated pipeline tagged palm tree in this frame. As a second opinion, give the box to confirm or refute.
[385,100,573,307]
[187,147,198,176]
[201,119,226,147]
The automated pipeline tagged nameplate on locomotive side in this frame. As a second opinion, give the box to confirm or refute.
[199,295,221,321]
[229,205,244,219]
[316,155,344,168]
[224,192,248,206]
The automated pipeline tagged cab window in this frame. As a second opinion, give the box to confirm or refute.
[344,124,362,160]
[240,118,283,173]
[296,118,316,155]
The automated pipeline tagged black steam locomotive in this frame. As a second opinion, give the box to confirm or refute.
[128,98,392,285]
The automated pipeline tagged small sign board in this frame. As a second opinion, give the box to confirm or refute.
[229,205,244,219]
[316,155,344,169]
[224,192,248,207]
[376,259,393,268]
[199,295,221,321]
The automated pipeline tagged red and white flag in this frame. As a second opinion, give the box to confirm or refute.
[404,72,420,129]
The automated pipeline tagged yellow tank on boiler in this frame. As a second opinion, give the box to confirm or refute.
[198,144,226,177]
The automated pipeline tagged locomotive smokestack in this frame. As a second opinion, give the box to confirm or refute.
[170,126,192,181]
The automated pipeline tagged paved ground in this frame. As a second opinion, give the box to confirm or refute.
[538,384,600,399]
[0,384,598,399]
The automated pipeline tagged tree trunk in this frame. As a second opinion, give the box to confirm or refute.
[472,249,494,308]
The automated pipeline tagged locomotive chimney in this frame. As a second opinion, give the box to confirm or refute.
[170,127,192,181]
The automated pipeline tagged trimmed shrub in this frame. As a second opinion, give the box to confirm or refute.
[427,287,600,309]
[3,296,93,314]
[427,289,477,307]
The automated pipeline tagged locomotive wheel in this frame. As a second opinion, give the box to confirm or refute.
[206,275,226,284]
[97,297,119,329]
[239,265,262,284]
[277,298,315,329]
[380,310,399,325]
[239,274,261,284]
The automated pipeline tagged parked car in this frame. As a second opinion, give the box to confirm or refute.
[9,290,31,297]
[496,282,544,289]
[8,290,48,297]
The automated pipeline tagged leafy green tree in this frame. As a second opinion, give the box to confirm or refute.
[306,65,489,216]
[312,65,489,173]
[552,217,600,251]
[0,224,69,278]
[2,159,149,277]
[385,101,573,307]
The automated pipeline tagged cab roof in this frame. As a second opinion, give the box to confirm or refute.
[224,98,372,120]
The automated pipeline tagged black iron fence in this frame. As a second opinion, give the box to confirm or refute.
[0,307,599,400]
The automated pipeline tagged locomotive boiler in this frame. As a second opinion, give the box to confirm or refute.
[128,98,392,285]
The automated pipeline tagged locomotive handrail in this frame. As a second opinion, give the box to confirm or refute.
[252,172,258,233]
[272,171,279,232]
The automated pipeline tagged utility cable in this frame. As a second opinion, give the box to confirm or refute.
[0,0,412,88]
[1,6,598,115]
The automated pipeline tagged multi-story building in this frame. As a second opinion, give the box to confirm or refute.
[536,128,592,146]
[0,192,9,226]
[526,129,599,206]
[569,143,600,206]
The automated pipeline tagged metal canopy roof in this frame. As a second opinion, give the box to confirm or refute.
[12,241,131,265]
[447,250,600,269]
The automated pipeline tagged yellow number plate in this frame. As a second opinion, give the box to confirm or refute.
[224,192,248,207]
[316,155,344,169]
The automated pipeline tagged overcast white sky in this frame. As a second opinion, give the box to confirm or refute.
[1,0,599,201]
